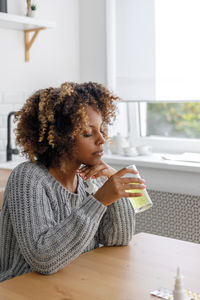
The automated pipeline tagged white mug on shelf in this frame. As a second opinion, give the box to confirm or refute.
[136,145,152,156]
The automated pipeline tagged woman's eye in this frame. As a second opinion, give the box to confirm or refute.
[82,129,105,138]
[83,133,92,137]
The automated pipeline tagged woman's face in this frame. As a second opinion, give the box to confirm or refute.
[73,106,105,166]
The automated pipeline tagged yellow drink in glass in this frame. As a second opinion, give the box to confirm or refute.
[124,165,153,214]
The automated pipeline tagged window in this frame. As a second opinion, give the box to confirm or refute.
[108,101,200,153]
[141,102,200,139]
[106,0,200,153]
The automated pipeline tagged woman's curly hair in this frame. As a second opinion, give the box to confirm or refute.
[14,82,119,168]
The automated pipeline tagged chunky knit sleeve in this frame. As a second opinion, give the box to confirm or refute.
[93,177,136,246]
[97,198,135,246]
[7,163,107,275]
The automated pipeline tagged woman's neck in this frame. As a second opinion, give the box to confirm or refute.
[48,160,80,193]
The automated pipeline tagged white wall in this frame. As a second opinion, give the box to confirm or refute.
[0,0,80,161]
[0,0,80,92]
[0,0,108,162]
[79,0,107,84]
[0,0,108,92]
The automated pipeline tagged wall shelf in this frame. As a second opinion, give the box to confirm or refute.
[0,12,56,61]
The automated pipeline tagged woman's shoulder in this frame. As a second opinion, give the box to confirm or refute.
[9,161,48,184]
[12,161,44,174]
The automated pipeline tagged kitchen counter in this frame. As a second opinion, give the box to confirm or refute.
[0,168,11,187]
[0,157,27,170]
[0,158,27,208]
[0,169,12,209]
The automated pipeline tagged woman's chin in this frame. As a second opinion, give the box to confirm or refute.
[83,156,102,166]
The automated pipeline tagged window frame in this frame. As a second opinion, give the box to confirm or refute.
[126,100,200,153]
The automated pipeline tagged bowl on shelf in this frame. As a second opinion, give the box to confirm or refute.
[123,147,138,157]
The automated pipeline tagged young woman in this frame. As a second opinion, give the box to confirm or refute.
[0,82,145,282]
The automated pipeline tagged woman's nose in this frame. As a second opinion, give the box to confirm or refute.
[96,132,105,145]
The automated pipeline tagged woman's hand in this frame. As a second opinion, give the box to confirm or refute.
[77,160,117,180]
[93,167,146,206]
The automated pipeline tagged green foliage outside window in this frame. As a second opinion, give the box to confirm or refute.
[146,103,200,138]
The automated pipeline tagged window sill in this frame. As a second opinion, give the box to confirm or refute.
[103,153,200,173]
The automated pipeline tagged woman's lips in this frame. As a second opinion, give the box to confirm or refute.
[92,151,104,156]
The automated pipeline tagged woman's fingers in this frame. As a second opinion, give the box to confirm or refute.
[90,169,107,179]
[78,165,106,180]
[116,189,143,198]
[77,161,117,180]
[84,168,106,179]
[124,192,143,197]
[78,166,133,179]
[123,183,146,190]
[120,177,145,184]
[78,166,88,173]
[114,167,139,178]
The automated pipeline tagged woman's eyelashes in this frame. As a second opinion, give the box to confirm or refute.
[82,130,105,138]
[83,133,92,137]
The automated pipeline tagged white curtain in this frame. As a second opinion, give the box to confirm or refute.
[107,0,200,101]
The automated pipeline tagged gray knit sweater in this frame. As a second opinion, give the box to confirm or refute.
[0,162,135,282]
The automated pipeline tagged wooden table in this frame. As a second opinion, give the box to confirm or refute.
[0,232,200,300]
